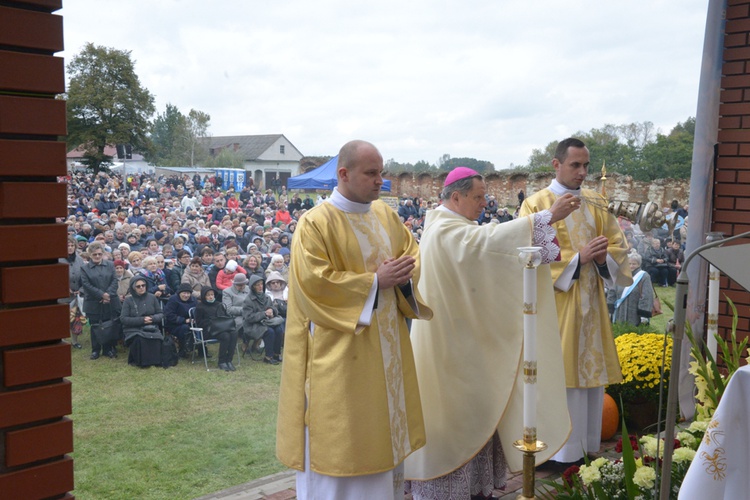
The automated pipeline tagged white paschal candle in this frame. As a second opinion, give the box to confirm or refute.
[523,260,537,448]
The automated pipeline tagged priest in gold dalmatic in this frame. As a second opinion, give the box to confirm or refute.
[276,140,433,499]
[520,137,632,465]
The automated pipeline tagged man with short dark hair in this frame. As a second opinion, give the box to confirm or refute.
[520,137,632,466]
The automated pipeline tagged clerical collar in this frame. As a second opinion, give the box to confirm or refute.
[328,187,371,214]
[549,179,581,196]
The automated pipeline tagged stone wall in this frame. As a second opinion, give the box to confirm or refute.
[386,171,691,209]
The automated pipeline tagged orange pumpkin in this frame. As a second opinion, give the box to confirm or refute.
[601,392,619,441]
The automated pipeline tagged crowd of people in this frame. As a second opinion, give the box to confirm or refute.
[606,200,688,327]
[61,170,310,369]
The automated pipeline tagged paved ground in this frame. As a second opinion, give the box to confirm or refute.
[195,437,622,500]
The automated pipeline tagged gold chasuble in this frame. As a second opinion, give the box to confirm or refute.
[520,188,631,388]
[403,208,571,479]
[276,200,432,477]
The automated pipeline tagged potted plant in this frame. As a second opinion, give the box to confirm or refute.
[606,332,672,431]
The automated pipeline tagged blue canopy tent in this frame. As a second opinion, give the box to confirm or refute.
[287,155,391,191]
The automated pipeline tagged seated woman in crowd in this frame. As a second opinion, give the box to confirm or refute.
[194,286,239,372]
[607,253,655,327]
[164,283,197,358]
[222,273,250,350]
[127,251,145,276]
[265,271,288,342]
[243,275,283,365]
[140,256,172,299]
[114,259,133,303]
[243,254,265,280]
[182,256,211,299]
[145,238,161,256]
[264,254,289,283]
[120,276,164,368]
[666,238,685,285]
[642,237,669,287]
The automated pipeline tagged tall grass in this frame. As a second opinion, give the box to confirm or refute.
[70,329,284,499]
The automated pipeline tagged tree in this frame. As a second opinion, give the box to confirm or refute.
[641,118,694,180]
[523,119,694,181]
[148,104,211,167]
[204,148,245,169]
[65,43,155,173]
[413,160,435,173]
[148,103,184,166]
[525,142,557,172]
[185,109,210,167]
[439,157,495,174]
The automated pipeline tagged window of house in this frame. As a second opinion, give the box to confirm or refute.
[280,145,285,154]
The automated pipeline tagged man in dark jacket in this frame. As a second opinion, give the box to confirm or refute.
[80,241,121,359]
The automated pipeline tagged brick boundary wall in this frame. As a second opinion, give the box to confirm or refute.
[715,0,750,344]
[0,1,74,499]
[385,171,690,210]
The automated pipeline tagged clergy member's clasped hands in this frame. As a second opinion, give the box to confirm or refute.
[548,193,581,223]
[377,255,415,289]
[579,235,610,265]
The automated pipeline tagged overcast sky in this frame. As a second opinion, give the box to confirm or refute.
[60,1,709,169]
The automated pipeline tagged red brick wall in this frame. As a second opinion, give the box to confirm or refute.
[715,0,750,342]
[0,1,74,499]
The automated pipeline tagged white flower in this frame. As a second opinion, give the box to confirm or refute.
[579,464,602,485]
[688,420,709,433]
[677,431,698,449]
[633,466,656,489]
[673,447,696,464]
[640,436,660,458]
[591,457,609,469]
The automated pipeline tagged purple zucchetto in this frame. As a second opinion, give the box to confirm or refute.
[444,167,480,187]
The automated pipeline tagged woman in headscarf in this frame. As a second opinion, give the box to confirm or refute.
[181,257,211,300]
[194,286,238,371]
[242,275,283,365]
[120,275,164,368]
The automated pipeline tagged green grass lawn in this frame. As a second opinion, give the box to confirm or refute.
[68,285,680,499]
[652,285,676,334]
[70,331,285,499]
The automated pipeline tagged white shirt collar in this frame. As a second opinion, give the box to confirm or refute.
[328,187,371,214]
[549,178,581,196]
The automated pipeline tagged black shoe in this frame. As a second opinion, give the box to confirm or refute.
[264,357,280,365]
[218,362,231,371]
[90,352,100,360]
[538,458,585,473]
[72,343,83,349]
[106,349,117,359]
[226,362,237,371]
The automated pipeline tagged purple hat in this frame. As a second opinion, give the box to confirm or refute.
[444,167,480,187]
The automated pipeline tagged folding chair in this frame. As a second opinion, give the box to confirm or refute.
[188,307,241,371]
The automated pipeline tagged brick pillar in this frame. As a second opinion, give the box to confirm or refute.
[0,1,74,498]
[715,0,750,340]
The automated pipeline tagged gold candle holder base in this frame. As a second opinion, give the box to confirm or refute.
[512,439,548,500]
